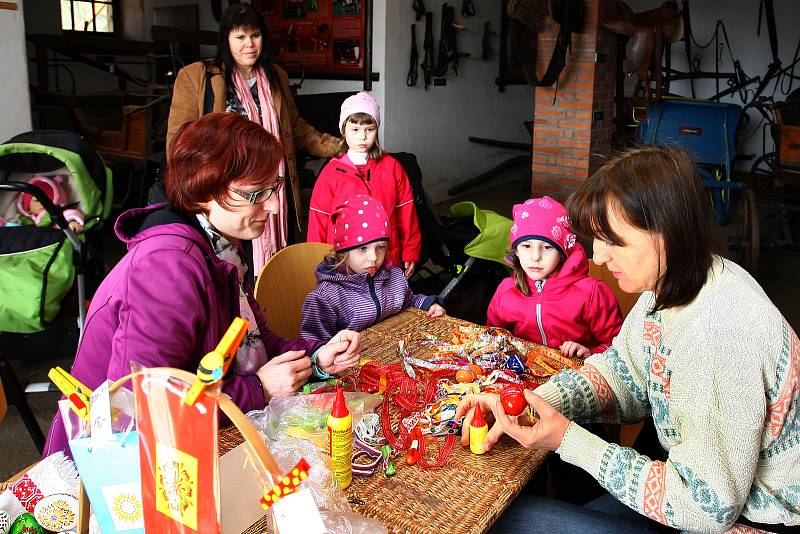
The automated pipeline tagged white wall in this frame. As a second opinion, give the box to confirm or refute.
[383,1,533,202]
[627,0,798,168]
[1,3,32,141]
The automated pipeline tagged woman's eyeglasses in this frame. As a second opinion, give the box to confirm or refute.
[227,176,285,204]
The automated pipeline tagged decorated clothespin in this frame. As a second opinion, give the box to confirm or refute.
[48,367,93,421]
[259,459,311,509]
[184,317,248,406]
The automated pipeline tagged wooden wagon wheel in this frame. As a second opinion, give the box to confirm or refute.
[736,189,760,274]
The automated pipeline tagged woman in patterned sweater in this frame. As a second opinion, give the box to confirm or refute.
[457,146,799,533]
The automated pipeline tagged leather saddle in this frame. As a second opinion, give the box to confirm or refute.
[600,0,683,100]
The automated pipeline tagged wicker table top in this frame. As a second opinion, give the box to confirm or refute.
[221,309,550,534]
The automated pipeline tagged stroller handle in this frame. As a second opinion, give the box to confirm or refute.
[0,181,81,249]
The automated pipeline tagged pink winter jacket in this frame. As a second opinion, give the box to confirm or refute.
[486,243,623,354]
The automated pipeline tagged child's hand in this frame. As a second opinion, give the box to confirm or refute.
[426,304,446,318]
[317,329,361,375]
[403,261,416,278]
[68,221,83,234]
[560,341,590,358]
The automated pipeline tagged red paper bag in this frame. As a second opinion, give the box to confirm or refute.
[133,369,220,533]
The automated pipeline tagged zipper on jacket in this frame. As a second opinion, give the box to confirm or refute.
[535,280,547,346]
[368,276,382,323]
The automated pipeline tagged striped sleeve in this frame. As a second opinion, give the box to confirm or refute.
[300,289,341,341]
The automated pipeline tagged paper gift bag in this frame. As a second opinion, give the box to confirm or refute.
[132,367,219,533]
[65,385,145,534]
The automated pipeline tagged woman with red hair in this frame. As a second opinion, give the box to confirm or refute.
[43,113,360,458]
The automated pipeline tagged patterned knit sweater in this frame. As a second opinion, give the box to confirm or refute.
[535,257,800,533]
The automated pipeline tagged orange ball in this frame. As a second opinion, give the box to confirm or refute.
[455,369,475,383]
[467,364,485,377]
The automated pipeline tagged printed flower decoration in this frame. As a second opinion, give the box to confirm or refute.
[551,225,563,240]
[159,460,194,514]
[112,493,143,524]
[556,215,571,228]
[510,223,518,236]
[564,233,576,249]
[537,197,553,209]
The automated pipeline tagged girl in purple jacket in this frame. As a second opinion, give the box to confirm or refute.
[301,194,445,341]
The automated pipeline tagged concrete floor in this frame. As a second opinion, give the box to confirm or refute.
[2,168,798,481]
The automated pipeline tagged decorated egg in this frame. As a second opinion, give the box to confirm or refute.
[9,512,43,534]
[504,353,526,374]
[500,384,528,416]
[33,494,78,532]
[467,364,485,378]
[0,510,9,534]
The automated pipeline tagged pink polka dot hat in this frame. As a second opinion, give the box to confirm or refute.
[331,194,390,252]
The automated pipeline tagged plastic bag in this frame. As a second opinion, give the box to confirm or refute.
[247,392,387,534]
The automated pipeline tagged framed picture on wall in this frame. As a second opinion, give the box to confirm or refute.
[260,0,368,80]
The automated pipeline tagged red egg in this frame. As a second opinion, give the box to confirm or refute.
[500,385,527,416]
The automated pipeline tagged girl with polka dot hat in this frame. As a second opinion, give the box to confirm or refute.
[301,194,444,341]
[486,196,623,358]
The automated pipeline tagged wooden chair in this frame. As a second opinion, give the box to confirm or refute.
[253,242,332,339]
[588,259,644,446]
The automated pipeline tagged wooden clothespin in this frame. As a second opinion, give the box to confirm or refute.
[184,317,249,406]
[48,366,93,421]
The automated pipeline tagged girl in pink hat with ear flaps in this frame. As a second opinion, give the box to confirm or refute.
[487,196,623,358]
[300,194,444,343]
[307,91,421,279]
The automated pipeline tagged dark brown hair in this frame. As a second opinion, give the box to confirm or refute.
[337,112,385,160]
[566,145,714,311]
[164,112,283,213]
[509,251,532,296]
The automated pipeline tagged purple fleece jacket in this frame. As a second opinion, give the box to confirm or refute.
[299,260,442,341]
[43,204,322,458]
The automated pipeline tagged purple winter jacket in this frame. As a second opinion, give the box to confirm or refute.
[299,260,442,341]
[43,204,322,458]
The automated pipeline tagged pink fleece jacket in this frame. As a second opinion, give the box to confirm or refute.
[486,243,623,354]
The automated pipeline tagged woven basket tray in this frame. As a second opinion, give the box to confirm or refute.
[222,309,550,534]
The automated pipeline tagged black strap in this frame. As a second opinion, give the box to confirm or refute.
[421,12,435,90]
[407,24,419,87]
[203,65,215,115]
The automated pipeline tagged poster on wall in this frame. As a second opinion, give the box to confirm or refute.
[256,0,366,79]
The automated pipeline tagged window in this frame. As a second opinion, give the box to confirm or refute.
[61,0,115,33]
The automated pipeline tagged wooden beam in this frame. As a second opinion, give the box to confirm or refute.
[0,2,18,10]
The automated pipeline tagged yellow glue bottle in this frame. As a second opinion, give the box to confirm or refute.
[469,401,489,455]
[327,387,353,489]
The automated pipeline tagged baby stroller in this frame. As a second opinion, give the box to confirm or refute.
[394,152,512,324]
[0,130,112,450]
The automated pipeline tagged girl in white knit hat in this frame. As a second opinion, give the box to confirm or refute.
[307,91,422,278]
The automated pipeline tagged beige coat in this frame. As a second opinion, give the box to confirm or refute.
[166,61,339,229]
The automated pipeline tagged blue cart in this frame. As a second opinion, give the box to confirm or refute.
[638,99,744,224]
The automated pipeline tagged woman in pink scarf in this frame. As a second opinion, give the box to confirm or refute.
[167,3,339,273]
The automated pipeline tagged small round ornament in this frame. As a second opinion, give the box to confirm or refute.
[0,510,10,534]
[33,494,78,532]
[9,512,43,534]
[500,384,528,416]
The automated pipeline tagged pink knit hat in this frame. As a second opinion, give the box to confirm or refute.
[509,196,576,256]
[339,91,381,133]
[332,194,390,252]
[17,175,67,217]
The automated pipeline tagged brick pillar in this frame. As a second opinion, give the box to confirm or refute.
[531,0,616,203]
